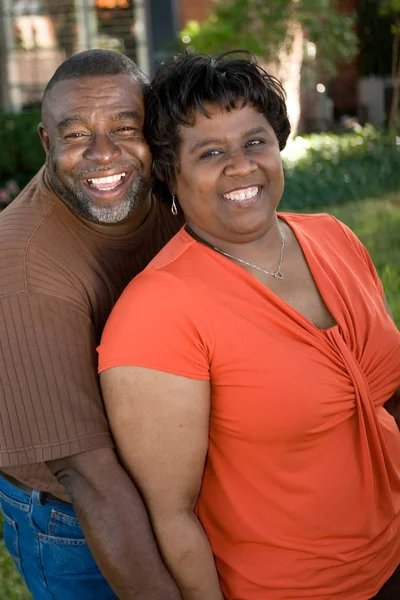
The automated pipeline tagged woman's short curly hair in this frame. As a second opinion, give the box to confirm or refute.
[144,50,291,190]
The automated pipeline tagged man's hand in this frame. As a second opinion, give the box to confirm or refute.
[47,448,181,600]
[384,388,400,431]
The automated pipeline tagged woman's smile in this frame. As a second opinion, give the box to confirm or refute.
[222,184,261,207]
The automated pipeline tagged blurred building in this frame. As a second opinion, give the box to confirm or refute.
[0,0,392,128]
[0,0,213,112]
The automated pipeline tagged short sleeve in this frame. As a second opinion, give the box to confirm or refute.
[98,269,213,380]
[0,293,113,467]
[330,216,384,298]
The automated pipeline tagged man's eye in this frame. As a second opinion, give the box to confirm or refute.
[116,126,135,132]
[64,132,85,139]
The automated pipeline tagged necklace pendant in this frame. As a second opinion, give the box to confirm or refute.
[274,271,284,280]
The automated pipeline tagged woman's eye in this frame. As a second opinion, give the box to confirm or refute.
[201,149,222,159]
[247,139,264,147]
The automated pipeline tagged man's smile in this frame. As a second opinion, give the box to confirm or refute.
[87,172,127,191]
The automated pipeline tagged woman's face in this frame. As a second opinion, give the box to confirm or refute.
[173,102,284,244]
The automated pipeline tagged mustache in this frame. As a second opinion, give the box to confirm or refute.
[76,163,144,178]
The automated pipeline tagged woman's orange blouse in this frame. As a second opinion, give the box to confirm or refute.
[98,213,400,600]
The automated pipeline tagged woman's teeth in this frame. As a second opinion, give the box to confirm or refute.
[223,186,259,201]
[88,173,126,190]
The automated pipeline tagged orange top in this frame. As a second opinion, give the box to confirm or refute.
[98,213,400,600]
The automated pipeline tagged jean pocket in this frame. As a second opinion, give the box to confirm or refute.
[38,533,107,598]
[47,508,85,540]
[1,510,21,563]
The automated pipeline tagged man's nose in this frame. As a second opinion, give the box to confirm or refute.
[224,151,257,178]
[83,134,121,164]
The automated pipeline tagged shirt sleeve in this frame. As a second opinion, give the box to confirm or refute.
[0,292,113,467]
[98,269,213,381]
[330,216,384,298]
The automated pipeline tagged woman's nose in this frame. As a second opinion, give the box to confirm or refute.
[224,151,257,177]
[83,134,122,164]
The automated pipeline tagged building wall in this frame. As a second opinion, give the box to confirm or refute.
[177,0,213,27]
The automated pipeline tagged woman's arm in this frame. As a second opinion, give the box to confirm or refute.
[100,366,223,600]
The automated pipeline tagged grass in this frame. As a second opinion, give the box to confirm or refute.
[314,191,400,324]
[0,192,399,599]
[0,531,32,600]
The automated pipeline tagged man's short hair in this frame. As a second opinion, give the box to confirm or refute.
[144,50,291,190]
[43,49,148,102]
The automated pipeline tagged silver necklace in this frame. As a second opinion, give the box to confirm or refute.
[211,226,285,280]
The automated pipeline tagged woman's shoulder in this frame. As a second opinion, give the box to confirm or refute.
[144,226,199,271]
[279,211,357,244]
[114,228,207,313]
[279,211,337,226]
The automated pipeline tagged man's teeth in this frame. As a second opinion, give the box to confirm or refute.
[223,186,259,201]
[88,173,126,189]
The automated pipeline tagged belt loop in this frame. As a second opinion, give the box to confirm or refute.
[31,489,43,506]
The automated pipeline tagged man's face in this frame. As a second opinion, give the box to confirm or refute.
[39,74,152,224]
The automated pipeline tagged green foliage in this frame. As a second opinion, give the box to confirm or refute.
[380,0,400,14]
[0,515,32,599]
[281,127,400,209]
[180,0,358,75]
[316,192,400,325]
[0,111,45,192]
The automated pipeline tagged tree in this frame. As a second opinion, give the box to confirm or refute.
[358,0,393,77]
[380,0,400,131]
[180,0,357,133]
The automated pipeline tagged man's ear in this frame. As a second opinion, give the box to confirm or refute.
[38,123,50,157]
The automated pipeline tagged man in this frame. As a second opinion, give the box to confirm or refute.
[0,49,182,599]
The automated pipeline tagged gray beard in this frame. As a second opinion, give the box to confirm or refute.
[72,174,151,224]
[49,165,152,225]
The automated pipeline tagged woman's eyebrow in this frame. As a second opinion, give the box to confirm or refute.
[189,125,271,153]
[189,138,224,154]
[243,126,269,137]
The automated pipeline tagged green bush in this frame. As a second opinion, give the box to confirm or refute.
[0,110,45,191]
[281,127,400,210]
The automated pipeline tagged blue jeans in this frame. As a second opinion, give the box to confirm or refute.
[0,475,117,599]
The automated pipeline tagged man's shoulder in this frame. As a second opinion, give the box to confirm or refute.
[0,170,88,301]
[0,170,56,241]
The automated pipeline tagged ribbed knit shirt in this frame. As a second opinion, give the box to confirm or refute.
[0,168,181,500]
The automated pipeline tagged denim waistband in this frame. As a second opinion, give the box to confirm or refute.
[0,473,72,509]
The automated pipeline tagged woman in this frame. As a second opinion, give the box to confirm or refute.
[98,52,400,599]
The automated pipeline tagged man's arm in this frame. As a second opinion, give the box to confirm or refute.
[47,448,181,600]
[384,389,400,430]
[100,366,224,600]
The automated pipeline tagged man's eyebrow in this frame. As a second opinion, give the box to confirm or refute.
[57,116,87,132]
[110,111,141,122]
[56,111,141,132]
